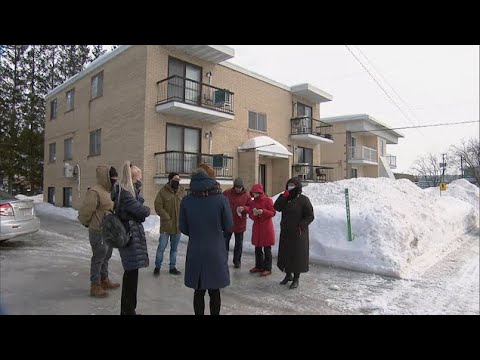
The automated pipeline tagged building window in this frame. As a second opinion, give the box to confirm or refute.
[64,138,73,160]
[66,89,75,111]
[89,129,101,156]
[166,124,201,174]
[63,187,72,207]
[48,187,55,204]
[351,168,358,179]
[91,71,104,99]
[297,102,312,118]
[50,99,57,120]
[248,111,267,132]
[49,143,56,162]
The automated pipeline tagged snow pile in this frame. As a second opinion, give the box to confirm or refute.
[241,177,479,278]
[34,202,80,221]
[15,194,44,203]
[143,214,160,238]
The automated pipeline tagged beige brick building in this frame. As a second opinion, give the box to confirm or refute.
[320,114,404,181]
[43,45,339,209]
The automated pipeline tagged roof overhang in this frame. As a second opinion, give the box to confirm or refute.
[164,45,235,63]
[291,83,333,103]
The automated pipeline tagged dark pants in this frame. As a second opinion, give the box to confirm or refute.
[255,246,272,271]
[120,269,139,315]
[224,232,244,265]
[89,229,113,283]
[193,289,221,315]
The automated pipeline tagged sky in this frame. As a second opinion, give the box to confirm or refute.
[226,45,479,173]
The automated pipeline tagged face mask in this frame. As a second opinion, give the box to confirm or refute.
[110,178,117,186]
[287,185,296,191]
[253,193,260,199]
[134,180,142,190]
[170,180,180,190]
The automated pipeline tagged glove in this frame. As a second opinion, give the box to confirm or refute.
[282,190,290,198]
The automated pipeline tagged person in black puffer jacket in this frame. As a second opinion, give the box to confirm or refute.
[112,161,150,315]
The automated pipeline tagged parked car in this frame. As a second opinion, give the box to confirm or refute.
[0,191,40,242]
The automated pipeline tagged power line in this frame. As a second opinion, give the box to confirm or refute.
[353,45,420,124]
[344,45,425,136]
[328,120,479,135]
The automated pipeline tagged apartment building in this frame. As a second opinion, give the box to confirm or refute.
[320,114,404,181]
[43,45,334,209]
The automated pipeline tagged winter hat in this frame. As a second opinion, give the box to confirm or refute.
[198,163,216,178]
[234,178,244,188]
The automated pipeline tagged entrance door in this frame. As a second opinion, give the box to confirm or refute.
[259,164,266,194]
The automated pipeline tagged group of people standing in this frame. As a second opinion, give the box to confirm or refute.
[78,160,314,315]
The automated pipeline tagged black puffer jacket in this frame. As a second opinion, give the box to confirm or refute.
[112,184,150,271]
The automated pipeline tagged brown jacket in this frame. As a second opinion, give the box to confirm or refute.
[154,183,185,234]
[78,165,114,231]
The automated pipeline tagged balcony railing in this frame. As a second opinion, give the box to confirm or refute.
[156,75,234,115]
[154,151,234,179]
[292,164,334,182]
[386,154,397,168]
[291,116,333,140]
[349,146,378,162]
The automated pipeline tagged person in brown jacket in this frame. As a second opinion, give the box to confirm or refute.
[153,172,185,276]
[78,165,121,298]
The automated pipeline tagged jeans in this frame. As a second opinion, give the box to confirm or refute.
[89,229,113,283]
[224,232,244,265]
[155,233,181,269]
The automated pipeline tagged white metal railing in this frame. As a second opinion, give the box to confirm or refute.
[349,146,378,162]
[386,154,397,168]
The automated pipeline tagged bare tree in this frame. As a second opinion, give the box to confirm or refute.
[450,137,480,184]
[411,153,443,187]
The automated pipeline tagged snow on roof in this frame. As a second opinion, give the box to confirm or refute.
[238,136,292,158]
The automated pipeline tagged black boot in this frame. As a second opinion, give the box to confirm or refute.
[280,272,293,285]
[289,273,300,289]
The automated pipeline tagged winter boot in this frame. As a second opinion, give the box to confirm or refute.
[90,281,108,298]
[101,276,120,290]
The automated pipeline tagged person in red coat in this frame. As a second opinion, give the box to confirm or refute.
[248,183,276,276]
[223,178,253,268]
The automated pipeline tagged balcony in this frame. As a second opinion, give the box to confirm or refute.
[155,75,235,123]
[386,154,397,169]
[154,151,234,185]
[290,116,333,145]
[348,146,378,165]
[292,164,334,183]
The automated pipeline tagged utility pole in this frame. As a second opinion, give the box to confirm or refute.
[460,155,464,178]
[442,153,447,183]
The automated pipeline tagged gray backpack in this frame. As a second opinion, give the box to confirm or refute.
[101,187,130,248]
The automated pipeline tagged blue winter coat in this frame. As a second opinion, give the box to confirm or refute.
[112,185,150,271]
[180,172,233,290]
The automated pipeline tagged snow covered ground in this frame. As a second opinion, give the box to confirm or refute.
[15,178,479,279]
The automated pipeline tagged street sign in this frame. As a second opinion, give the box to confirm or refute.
[440,182,447,191]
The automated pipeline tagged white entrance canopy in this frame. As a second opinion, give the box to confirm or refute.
[238,136,293,159]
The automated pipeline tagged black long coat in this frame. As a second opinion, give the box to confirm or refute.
[274,178,314,274]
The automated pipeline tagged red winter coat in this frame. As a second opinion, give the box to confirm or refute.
[223,187,253,233]
[248,184,276,247]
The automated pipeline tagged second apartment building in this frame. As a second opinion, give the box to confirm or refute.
[43,45,335,209]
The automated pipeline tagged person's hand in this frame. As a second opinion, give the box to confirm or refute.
[282,190,290,198]
[257,209,263,215]
[237,206,244,213]
[252,208,258,216]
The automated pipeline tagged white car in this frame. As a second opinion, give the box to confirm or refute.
[0,191,40,241]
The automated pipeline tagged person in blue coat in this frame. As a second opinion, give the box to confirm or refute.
[180,164,233,315]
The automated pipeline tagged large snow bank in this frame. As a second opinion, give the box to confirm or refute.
[15,194,44,203]
[242,178,479,278]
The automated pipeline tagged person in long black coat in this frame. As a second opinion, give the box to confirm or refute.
[274,177,314,289]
